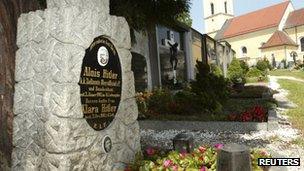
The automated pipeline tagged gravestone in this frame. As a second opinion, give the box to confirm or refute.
[12,0,140,170]
[216,143,252,171]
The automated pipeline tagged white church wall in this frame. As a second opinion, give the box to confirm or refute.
[285,25,304,59]
[225,27,277,65]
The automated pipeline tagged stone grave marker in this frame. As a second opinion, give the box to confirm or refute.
[13,0,140,170]
[217,143,252,171]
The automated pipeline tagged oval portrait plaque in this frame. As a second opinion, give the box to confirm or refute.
[79,36,122,131]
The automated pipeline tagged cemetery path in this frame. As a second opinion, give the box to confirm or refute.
[270,76,304,83]
[140,76,304,171]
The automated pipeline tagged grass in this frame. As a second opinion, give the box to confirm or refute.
[269,69,304,80]
[246,77,269,84]
[278,79,304,134]
[291,138,304,148]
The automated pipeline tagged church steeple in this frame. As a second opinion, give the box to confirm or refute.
[203,0,234,38]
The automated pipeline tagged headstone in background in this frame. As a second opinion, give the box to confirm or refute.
[173,133,194,153]
[13,0,140,170]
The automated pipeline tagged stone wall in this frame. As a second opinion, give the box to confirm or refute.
[13,0,140,170]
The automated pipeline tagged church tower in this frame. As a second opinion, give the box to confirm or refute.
[204,0,234,38]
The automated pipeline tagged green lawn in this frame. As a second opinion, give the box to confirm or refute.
[269,69,304,80]
[278,80,304,134]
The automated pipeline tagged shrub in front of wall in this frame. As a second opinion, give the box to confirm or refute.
[256,58,272,71]
[172,90,202,115]
[146,88,173,116]
[227,58,246,84]
[240,60,249,74]
[210,63,223,77]
[191,61,229,113]
[246,67,263,78]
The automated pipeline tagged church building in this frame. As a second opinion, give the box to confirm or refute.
[204,0,304,67]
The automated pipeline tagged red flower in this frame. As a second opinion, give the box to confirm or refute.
[241,111,253,122]
[252,106,266,121]
[198,146,207,153]
[146,147,156,156]
[163,160,173,168]
[124,166,132,171]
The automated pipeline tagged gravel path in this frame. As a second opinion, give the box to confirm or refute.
[271,76,304,83]
[140,76,304,171]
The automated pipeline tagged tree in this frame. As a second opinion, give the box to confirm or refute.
[177,11,192,27]
[110,0,191,31]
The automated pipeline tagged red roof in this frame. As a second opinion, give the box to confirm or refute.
[222,1,290,39]
[260,30,298,49]
[284,8,304,29]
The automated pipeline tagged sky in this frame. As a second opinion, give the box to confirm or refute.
[190,0,304,34]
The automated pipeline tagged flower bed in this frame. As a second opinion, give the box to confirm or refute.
[228,106,268,122]
[126,145,271,171]
[137,90,275,122]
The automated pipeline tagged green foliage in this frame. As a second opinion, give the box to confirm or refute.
[191,61,229,113]
[136,62,229,116]
[136,88,203,116]
[171,90,202,115]
[146,88,173,115]
[256,58,272,71]
[240,60,249,74]
[177,11,192,27]
[227,58,245,84]
[126,146,271,171]
[110,0,191,32]
[246,67,263,78]
[210,64,223,77]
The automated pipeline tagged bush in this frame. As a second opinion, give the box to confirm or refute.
[256,58,272,71]
[191,61,229,113]
[210,64,223,77]
[171,90,202,115]
[227,58,246,84]
[146,88,173,115]
[240,60,249,74]
[137,88,206,117]
[246,67,263,78]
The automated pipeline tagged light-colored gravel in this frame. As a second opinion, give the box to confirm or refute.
[140,76,304,171]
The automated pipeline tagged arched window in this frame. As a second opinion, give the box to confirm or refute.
[242,46,247,55]
[301,37,304,52]
[224,2,227,13]
[211,3,214,15]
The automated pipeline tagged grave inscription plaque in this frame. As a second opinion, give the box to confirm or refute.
[79,36,122,131]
